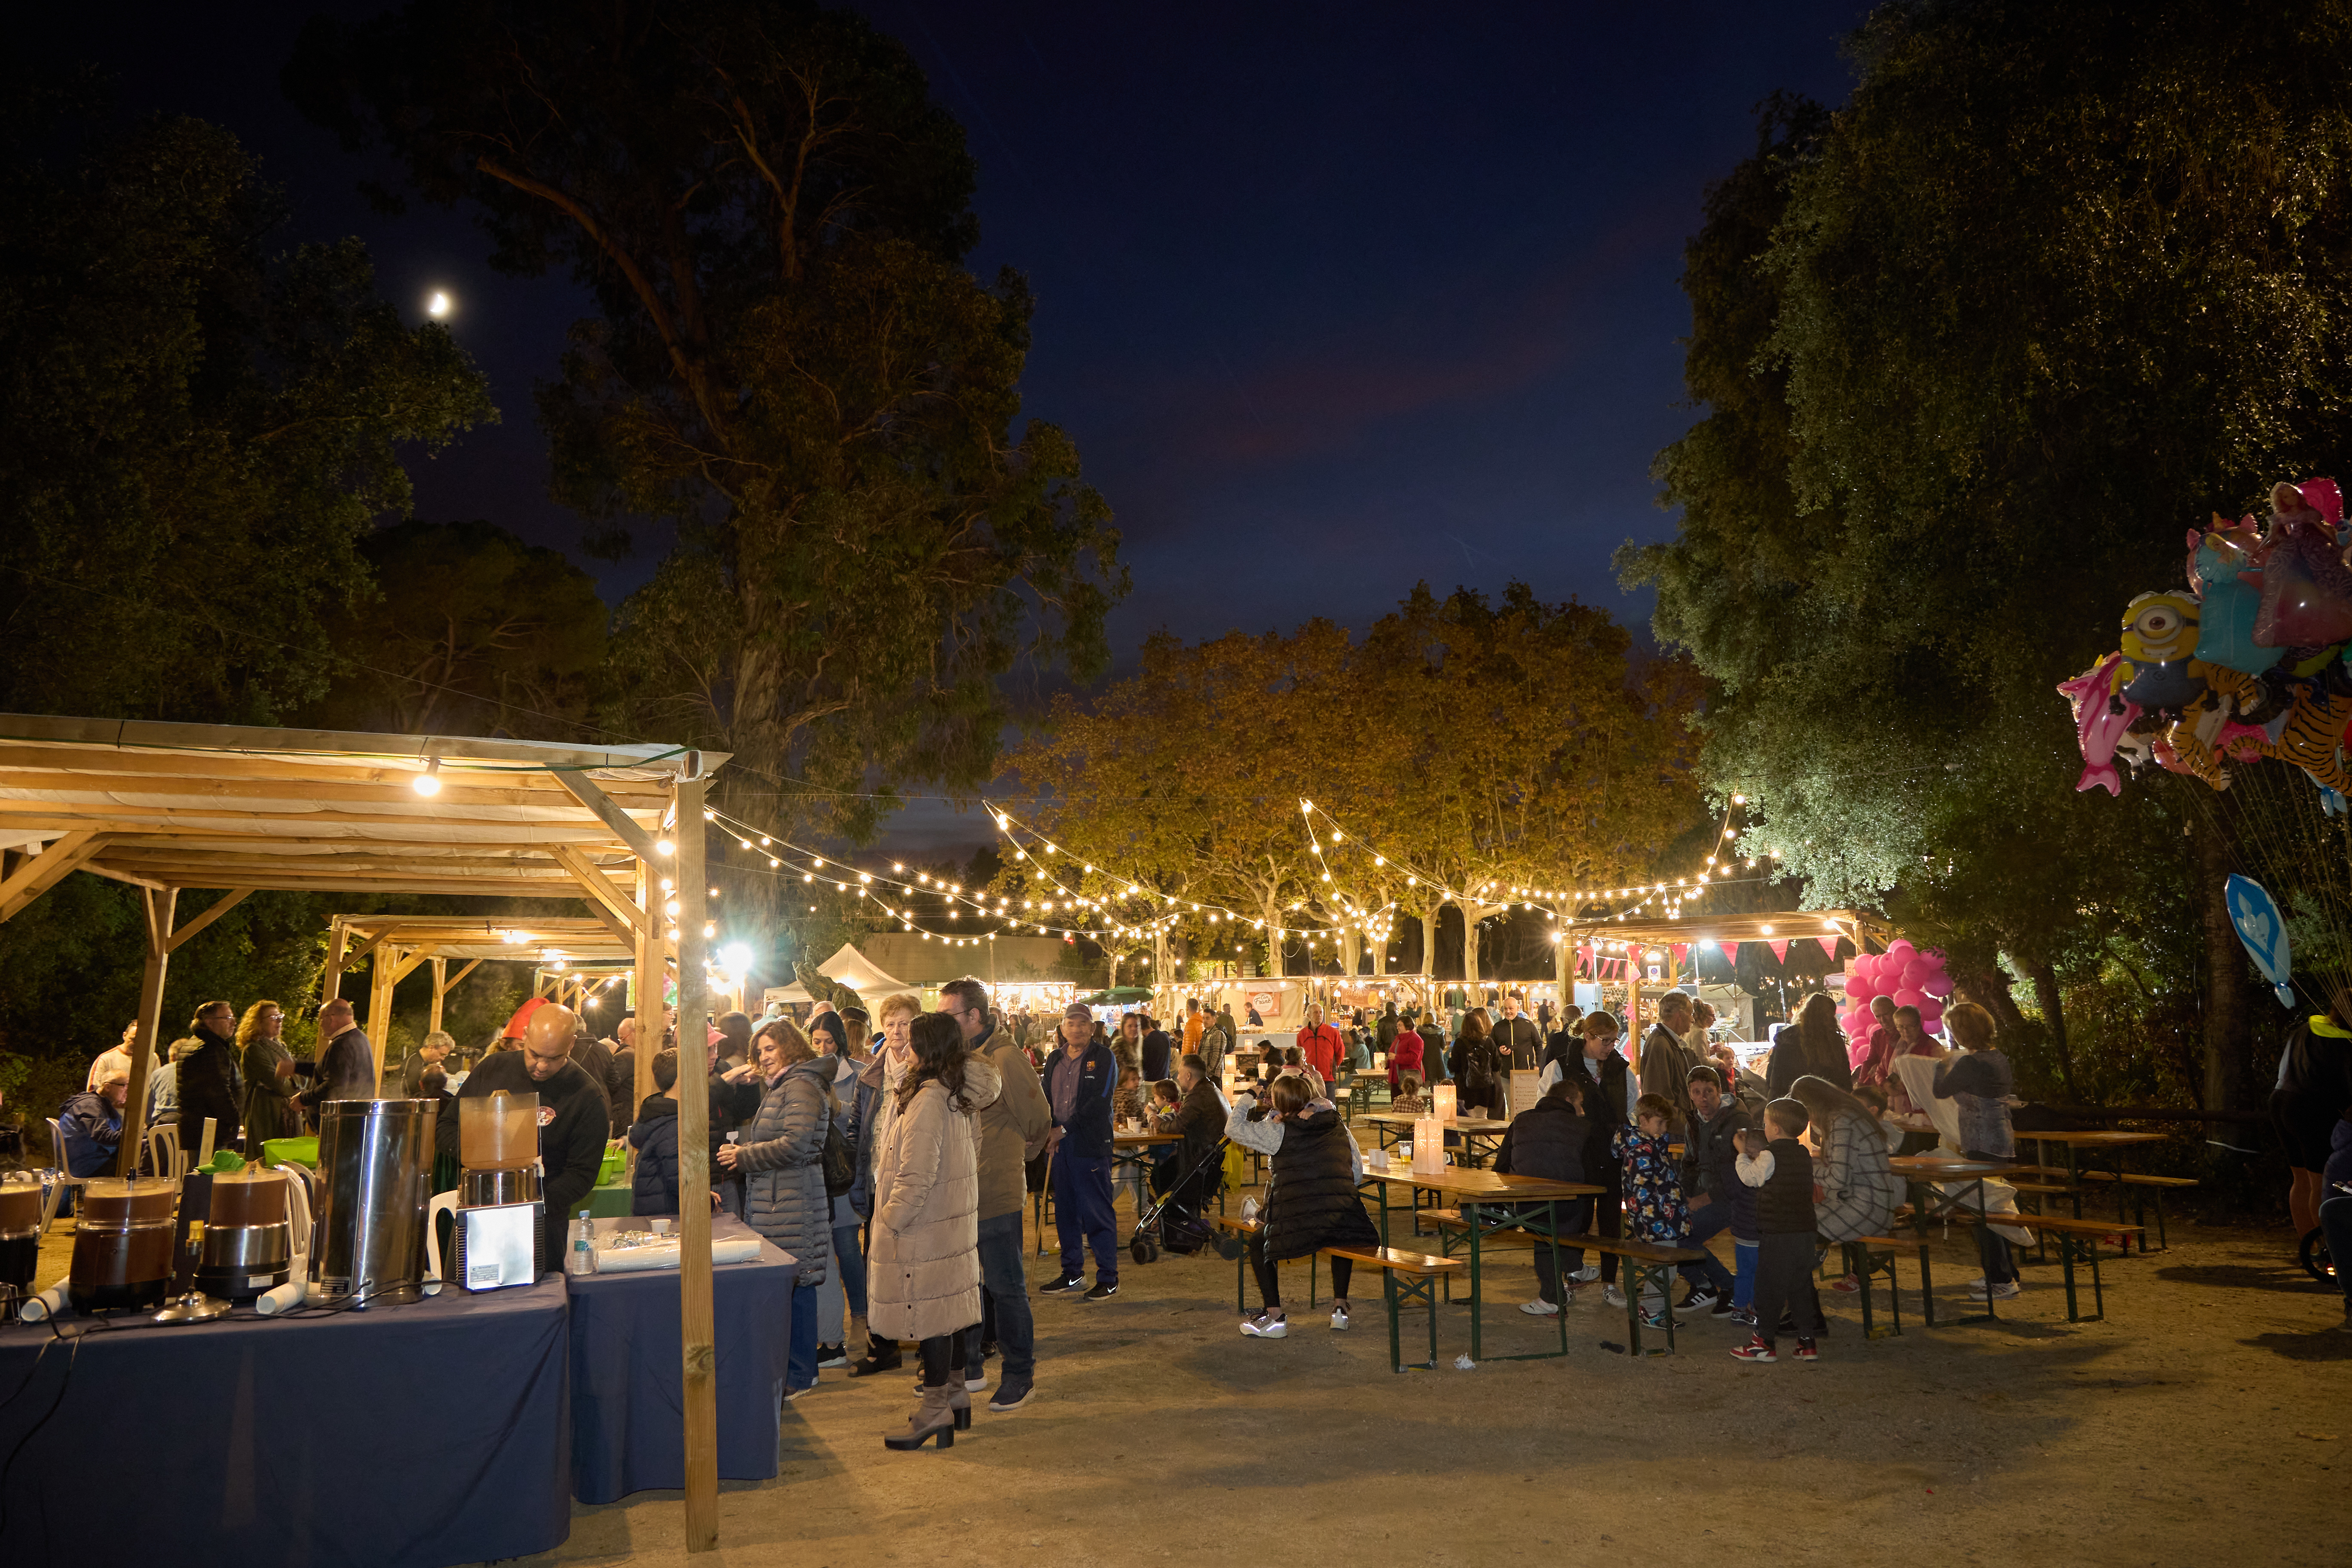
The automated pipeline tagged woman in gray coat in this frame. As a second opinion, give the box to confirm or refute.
[718,1019,833,1397]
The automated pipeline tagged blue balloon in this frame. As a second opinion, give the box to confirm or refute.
[2225,873,2295,1008]
[2195,579,2284,674]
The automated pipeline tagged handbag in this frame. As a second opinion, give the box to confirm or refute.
[820,1100,855,1197]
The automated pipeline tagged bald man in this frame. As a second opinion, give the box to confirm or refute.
[434,1002,612,1273]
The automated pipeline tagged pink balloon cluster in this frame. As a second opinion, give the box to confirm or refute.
[1840,940,1954,1060]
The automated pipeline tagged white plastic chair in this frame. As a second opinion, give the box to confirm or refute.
[146,1123,185,1181]
[45,1118,86,1232]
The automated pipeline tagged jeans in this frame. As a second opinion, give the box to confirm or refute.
[1678,1198,1737,1296]
[786,1280,820,1392]
[1248,1228,1351,1308]
[965,1211,1037,1379]
[817,1219,867,1345]
[1965,1148,2016,1284]
[1731,1238,1759,1310]
[1053,1152,1119,1285]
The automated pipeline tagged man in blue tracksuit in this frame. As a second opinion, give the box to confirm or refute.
[1039,1001,1121,1300]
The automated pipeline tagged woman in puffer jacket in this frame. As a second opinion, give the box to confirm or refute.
[718,1019,833,1398]
[868,1011,1001,1451]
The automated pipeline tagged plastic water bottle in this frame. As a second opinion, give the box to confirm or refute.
[568,1210,598,1276]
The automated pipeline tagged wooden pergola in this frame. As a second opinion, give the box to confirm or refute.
[0,713,732,1550]
[325,915,650,1043]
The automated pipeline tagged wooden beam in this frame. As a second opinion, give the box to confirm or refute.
[553,845,651,936]
[368,946,400,1070]
[552,769,662,864]
[118,887,175,1176]
[635,864,660,1111]
[672,775,717,1552]
[441,957,483,994]
[78,860,172,891]
[165,887,253,953]
[428,956,447,1035]
[0,711,712,776]
[390,948,434,984]
[0,766,677,812]
[0,829,104,923]
[322,918,348,1008]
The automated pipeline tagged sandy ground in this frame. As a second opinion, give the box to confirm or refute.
[523,1199,2349,1568]
[33,1187,2348,1567]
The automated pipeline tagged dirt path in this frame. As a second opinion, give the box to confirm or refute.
[508,1214,2349,1568]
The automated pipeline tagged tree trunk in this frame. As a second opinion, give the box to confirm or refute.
[2192,813,2251,1112]
[1418,899,1444,979]
[1946,957,2030,1040]
[2022,956,2081,1102]
[1459,903,1480,987]
[1338,926,1363,977]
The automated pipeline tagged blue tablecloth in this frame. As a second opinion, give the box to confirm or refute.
[0,1274,570,1567]
[567,1214,796,1504]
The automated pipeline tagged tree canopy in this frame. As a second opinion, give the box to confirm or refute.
[1623,0,2352,1104]
[290,0,1127,898]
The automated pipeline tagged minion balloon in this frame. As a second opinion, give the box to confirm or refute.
[2117,591,2209,709]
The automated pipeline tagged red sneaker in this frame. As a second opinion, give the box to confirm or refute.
[1728,1336,1778,1363]
[1792,1339,1819,1363]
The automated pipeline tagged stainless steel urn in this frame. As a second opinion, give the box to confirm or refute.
[312,1098,436,1307]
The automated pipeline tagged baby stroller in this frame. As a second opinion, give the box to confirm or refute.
[1128,1136,1231,1265]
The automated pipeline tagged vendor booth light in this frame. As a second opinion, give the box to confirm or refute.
[412,757,442,796]
[655,838,675,856]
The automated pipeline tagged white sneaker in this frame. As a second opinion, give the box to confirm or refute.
[1240,1313,1288,1338]
[1329,1308,1351,1331]
[1519,1298,1561,1317]
[1969,1280,2021,1300]
[1574,1265,1600,1282]
[1603,1285,1626,1308]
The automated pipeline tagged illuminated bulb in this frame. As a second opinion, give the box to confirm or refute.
[704,923,717,937]
[769,858,780,867]
[655,839,675,856]
[412,757,442,796]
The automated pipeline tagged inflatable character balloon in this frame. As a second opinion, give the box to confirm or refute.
[2116,591,2208,709]
[2188,517,2282,675]
[2058,655,2142,796]
[2253,481,2352,649]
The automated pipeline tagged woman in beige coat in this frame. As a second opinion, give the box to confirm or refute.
[869,1011,1000,1450]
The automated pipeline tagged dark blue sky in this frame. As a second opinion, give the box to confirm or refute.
[34,1,1869,848]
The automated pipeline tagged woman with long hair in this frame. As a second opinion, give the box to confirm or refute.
[1449,1007,1505,1118]
[717,1019,833,1398]
[1791,1072,1904,1290]
[236,999,301,1147]
[1224,1073,1380,1337]
[1767,992,1852,1097]
[868,1011,1001,1450]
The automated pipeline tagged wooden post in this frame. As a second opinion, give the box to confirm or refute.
[368,946,399,1062]
[428,957,447,1035]
[635,864,660,1109]
[671,776,718,1552]
[321,918,348,1011]
[118,888,176,1176]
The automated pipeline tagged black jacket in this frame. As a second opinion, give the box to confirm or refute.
[1141,1029,1174,1083]
[173,1026,242,1152]
[300,1026,377,1112]
[1565,1047,1633,1127]
[1449,1034,1506,1117]
[1041,1038,1118,1158]
[1263,1109,1377,1262]
[1164,1077,1226,1180]
[1492,1015,1543,1071]
[1493,1096,1591,1186]
[438,1052,612,1272]
[627,1094,681,1216]
[1756,1136,1816,1237]
[1540,1029,1580,1078]
[1684,1098,1754,1235]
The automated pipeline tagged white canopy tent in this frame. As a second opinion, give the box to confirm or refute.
[815,941,907,995]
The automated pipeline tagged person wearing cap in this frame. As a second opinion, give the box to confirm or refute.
[1039,1000,1121,1299]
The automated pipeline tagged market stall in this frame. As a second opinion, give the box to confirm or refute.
[0,714,738,1557]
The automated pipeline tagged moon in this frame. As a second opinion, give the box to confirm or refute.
[426,291,453,319]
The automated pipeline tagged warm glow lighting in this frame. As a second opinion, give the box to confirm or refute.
[412,758,441,796]
[655,839,675,856]
[721,943,753,972]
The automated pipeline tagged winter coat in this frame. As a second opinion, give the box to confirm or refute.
[847,1054,889,1222]
[300,1027,377,1112]
[1747,1136,1817,1236]
[1165,1076,1227,1183]
[627,1094,681,1216]
[1492,1014,1543,1071]
[975,1036,1050,1222]
[58,1090,122,1177]
[869,1060,1001,1341]
[171,1026,243,1152]
[240,1032,303,1148]
[1565,1047,1634,1127]
[1449,1033,1507,1118]
[1933,1049,2016,1159]
[1041,1038,1118,1158]
[736,1057,834,1288]
[1638,1024,1697,1122]
[1296,1023,1344,1081]
[1683,1098,1755,1238]
[1615,1125,1687,1244]
[1246,1106,1378,1263]
[1387,1029,1424,1087]
[1140,1029,1173,1083]
[1812,1110,1903,1243]
[1493,1096,1591,1186]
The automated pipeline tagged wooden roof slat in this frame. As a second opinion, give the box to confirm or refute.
[0,713,720,777]
[0,769,672,812]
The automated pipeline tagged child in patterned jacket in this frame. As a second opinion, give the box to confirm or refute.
[1614,1094,1689,1330]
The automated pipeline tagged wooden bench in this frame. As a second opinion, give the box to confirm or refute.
[1556,1232,1708,1357]
[1320,1245,1461,1372]
[1842,1234,1929,1335]
[2075,1170,2194,1251]
[2019,1214,2144,1321]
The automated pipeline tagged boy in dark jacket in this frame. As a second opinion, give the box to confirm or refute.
[627,1049,683,1216]
[1493,1075,1595,1316]
[1730,1097,1824,1363]
[1677,1065,1747,1318]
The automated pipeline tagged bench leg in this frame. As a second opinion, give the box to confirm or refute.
[2089,1237,2105,1321]
[1386,1267,1403,1372]
[2059,1233,2080,1322]
[2151,1189,2166,1253]
[1845,1243,1874,1339]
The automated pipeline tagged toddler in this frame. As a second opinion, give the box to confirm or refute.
[1730,1097,1826,1363]
[1614,1093,1688,1329]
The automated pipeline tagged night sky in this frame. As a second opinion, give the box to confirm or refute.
[31,1,1869,850]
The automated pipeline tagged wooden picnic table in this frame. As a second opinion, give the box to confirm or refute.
[2016,1130,2165,1227]
[1355,1164,1600,1361]
[1888,1155,2026,1324]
